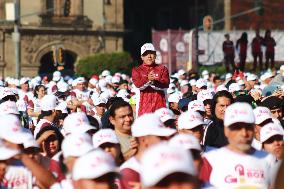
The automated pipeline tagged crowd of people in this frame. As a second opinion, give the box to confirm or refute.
[0,42,282,189]
[223,29,276,72]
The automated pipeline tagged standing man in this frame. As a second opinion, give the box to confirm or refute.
[223,34,235,72]
[132,43,170,116]
[263,30,276,70]
[251,29,264,71]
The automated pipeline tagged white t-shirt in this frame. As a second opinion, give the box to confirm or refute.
[252,138,262,151]
[203,147,271,189]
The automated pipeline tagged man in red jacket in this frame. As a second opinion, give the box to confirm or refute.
[251,29,264,71]
[132,43,170,116]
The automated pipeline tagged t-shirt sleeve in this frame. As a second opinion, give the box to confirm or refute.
[27,100,34,110]
[199,157,212,183]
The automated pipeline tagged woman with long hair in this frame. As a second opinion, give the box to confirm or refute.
[236,32,248,71]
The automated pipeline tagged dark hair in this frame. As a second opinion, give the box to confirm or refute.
[35,126,64,151]
[33,85,45,98]
[240,32,248,43]
[87,115,100,131]
[37,110,53,123]
[106,97,124,110]
[211,90,234,118]
[109,100,132,118]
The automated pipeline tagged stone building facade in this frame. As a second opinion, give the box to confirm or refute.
[0,0,124,77]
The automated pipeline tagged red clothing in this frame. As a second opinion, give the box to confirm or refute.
[132,63,169,116]
[236,39,247,56]
[264,37,276,53]
[251,36,263,54]
[222,40,234,55]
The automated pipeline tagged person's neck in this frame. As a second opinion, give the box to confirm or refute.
[226,144,253,155]
[115,128,131,136]
[135,146,145,161]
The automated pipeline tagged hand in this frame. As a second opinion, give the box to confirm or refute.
[130,138,138,149]
[250,91,261,101]
[148,71,155,81]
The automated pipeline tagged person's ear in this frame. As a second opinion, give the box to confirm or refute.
[109,116,115,125]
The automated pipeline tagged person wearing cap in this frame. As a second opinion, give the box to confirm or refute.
[260,123,284,187]
[223,33,235,72]
[34,94,60,137]
[93,129,124,166]
[204,90,234,148]
[200,102,271,188]
[252,106,274,150]
[168,93,181,115]
[0,115,57,188]
[132,43,170,116]
[72,149,119,189]
[18,77,32,103]
[120,113,176,189]
[109,100,137,160]
[169,134,203,178]
[154,108,177,129]
[91,97,107,128]
[246,74,258,89]
[69,77,92,112]
[270,65,284,86]
[50,133,94,189]
[140,143,198,189]
[197,90,213,125]
[178,111,205,146]
[27,85,46,126]
[261,96,284,125]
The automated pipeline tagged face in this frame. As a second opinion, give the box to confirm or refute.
[204,101,212,118]
[141,51,156,66]
[100,143,121,164]
[179,125,204,142]
[225,123,254,153]
[215,96,231,120]
[270,108,282,119]
[21,83,29,92]
[44,134,59,157]
[263,135,284,160]
[95,104,106,116]
[110,106,134,134]
[77,82,86,91]
[170,102,179,111]
[36,87,46,98]
[119,83,128,90]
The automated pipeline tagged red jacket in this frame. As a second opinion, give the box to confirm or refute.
[132,63,169,116]
[264,37,276,53]
[251,36,263,54]
[222,40,234,55]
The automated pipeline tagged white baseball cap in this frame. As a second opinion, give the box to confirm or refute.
[178,111,204,130]
[62,112,94,135]
[253,106,272,125]
[101,70,111,77]
[141,43,156,55]
[93,97,107,106]
[116,89,130,102]
[72,149,117,180]
[260,123,284,143]
[55,101,68,114]
[247,74,258,81]
[89,78,99,86]
[168,93,181,103]
[131,113,176,137]
[225,73,232,80]
[0,114,26,144]
[0,87,15,100]
[189,79,196,86]
[169,133,202,151]
[76,77,86,84]
[0,101,19,115]
[224,102,255,127]
[41,94,59,111]
[195,79,207,88]
[177,69,186,76]
[21,131,39,149]
[53,71,61,82]
[238,80,245,86]
[154,108,175,122]
[228,83,241,93]
[62,133,94,158]
[188,100,205,112]
[0,139,20,160]
[216,85,228,92]
[140,142,196,187]
[20,77,29,85]
[180,80,189,87]
[92,129,119,148]
[197,90,213,102]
